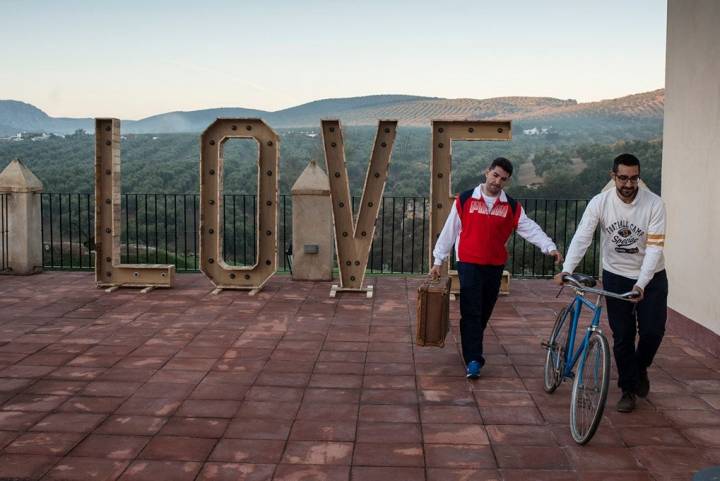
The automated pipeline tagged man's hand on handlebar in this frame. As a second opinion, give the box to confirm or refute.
[553,271,570,286]
[629,285,644,303]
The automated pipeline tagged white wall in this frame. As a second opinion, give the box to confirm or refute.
[663,0,720,334]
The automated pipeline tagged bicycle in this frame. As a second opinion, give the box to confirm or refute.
[542,273,639,444]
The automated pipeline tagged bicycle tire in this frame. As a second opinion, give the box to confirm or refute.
[569,331,611,444]
[543,306,571,393]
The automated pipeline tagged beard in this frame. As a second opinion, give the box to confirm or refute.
[617,186,638,199]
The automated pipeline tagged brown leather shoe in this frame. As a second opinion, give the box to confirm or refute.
[617,391,636,413]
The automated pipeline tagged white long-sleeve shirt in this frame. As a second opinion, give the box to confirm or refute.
[561,188,666,289]
[432,186,558,266]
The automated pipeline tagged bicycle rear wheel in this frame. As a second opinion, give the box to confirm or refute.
[543,306,571,393]
[570,331,611,444]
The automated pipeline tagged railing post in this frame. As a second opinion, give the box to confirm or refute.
[0,159,44,274]
[290,160,333,281]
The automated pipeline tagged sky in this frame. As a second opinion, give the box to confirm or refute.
[0,0,667,119]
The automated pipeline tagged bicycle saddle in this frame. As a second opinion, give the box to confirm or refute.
[565,273,597,288]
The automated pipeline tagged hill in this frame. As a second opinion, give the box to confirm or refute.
[0,90,664,135]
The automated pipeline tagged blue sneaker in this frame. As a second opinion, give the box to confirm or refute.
[466,360,481,379]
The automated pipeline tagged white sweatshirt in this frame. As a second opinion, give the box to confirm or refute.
[433,186,558,265]
[561,188,666,289]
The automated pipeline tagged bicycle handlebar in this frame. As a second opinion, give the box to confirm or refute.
[561,274,639,301]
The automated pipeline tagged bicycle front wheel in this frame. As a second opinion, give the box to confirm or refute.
[543,306,571,393]
[570,331,611,444]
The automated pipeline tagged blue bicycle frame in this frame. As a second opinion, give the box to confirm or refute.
[561,293,604,379]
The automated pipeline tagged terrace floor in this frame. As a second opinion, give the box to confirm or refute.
[0,272,719,481]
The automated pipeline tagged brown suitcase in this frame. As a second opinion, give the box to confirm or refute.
[416,276,451,347]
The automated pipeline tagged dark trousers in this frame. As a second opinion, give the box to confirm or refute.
[602,269,669,392]
[457,262,504,366]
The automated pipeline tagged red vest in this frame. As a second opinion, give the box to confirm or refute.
[456,193,522,266]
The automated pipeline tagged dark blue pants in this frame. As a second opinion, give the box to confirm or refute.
[457,262,504,366]
[602,269,668,392]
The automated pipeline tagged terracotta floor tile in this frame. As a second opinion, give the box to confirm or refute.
[309,374,363,389]
[683,427,720,446]
[420,405,481,424]
[618,427,692,446]
[0,377,34,393]
[359,404,418,423]
[302,388,360,404]
[352,442,424,467]
[494,445,570,469]
[24,380,87,396]
[480,406,543,425]
[158,417,228,438]
[71,434,150,459]
[0,429,17,449]
[283,441,354,465]
[0,453,59,480]
[58,396,126,414]
[2,394,68,412]
[255,371,311,387]
[426,468,501,481]
[138,435,216,462]
[356,422,422,444]
[631,446,712,479]
[245,386,304,403]
[424,444,496,468]
[423,423,489,445]
[663,409,720,426]
[48,366,107,381]
[297,402,358,421]
[30,412,106,433]
[115,397,181,417]
[0,410,45,430]
[289,420,356,441]
[237,401,301,420]
[500,469,577,481]
[224,418,292,440]
[273,464,349,481]
[133,382,195,399]
[361,389,418,405]
[318,351,366,363]
[176,399,240,418]
[42,456,128,481]
[96,415,167,436]
[419,388,476,405]
[5,431,84,456]
[575,472,655,481]
[195,462,275,481]
[565,446,641,471]
[351,466,426,481]
[118,460,201,481]
[209,439,285,463]
[190,382,249,400]
[486,425,556,445]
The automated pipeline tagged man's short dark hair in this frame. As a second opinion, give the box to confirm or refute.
[613,153,641,173]
[489,157,513,176]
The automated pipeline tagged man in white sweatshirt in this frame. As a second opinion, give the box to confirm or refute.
[554,153,668,413]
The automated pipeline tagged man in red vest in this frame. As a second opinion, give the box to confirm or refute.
[430,157,563,378]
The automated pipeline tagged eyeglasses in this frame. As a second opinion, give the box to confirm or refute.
[615,175,640,184]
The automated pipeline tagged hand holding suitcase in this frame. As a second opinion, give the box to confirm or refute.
[416,276,451,347]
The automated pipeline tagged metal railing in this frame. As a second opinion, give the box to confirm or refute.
[0,193,8,272]
[39,193,600,278]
